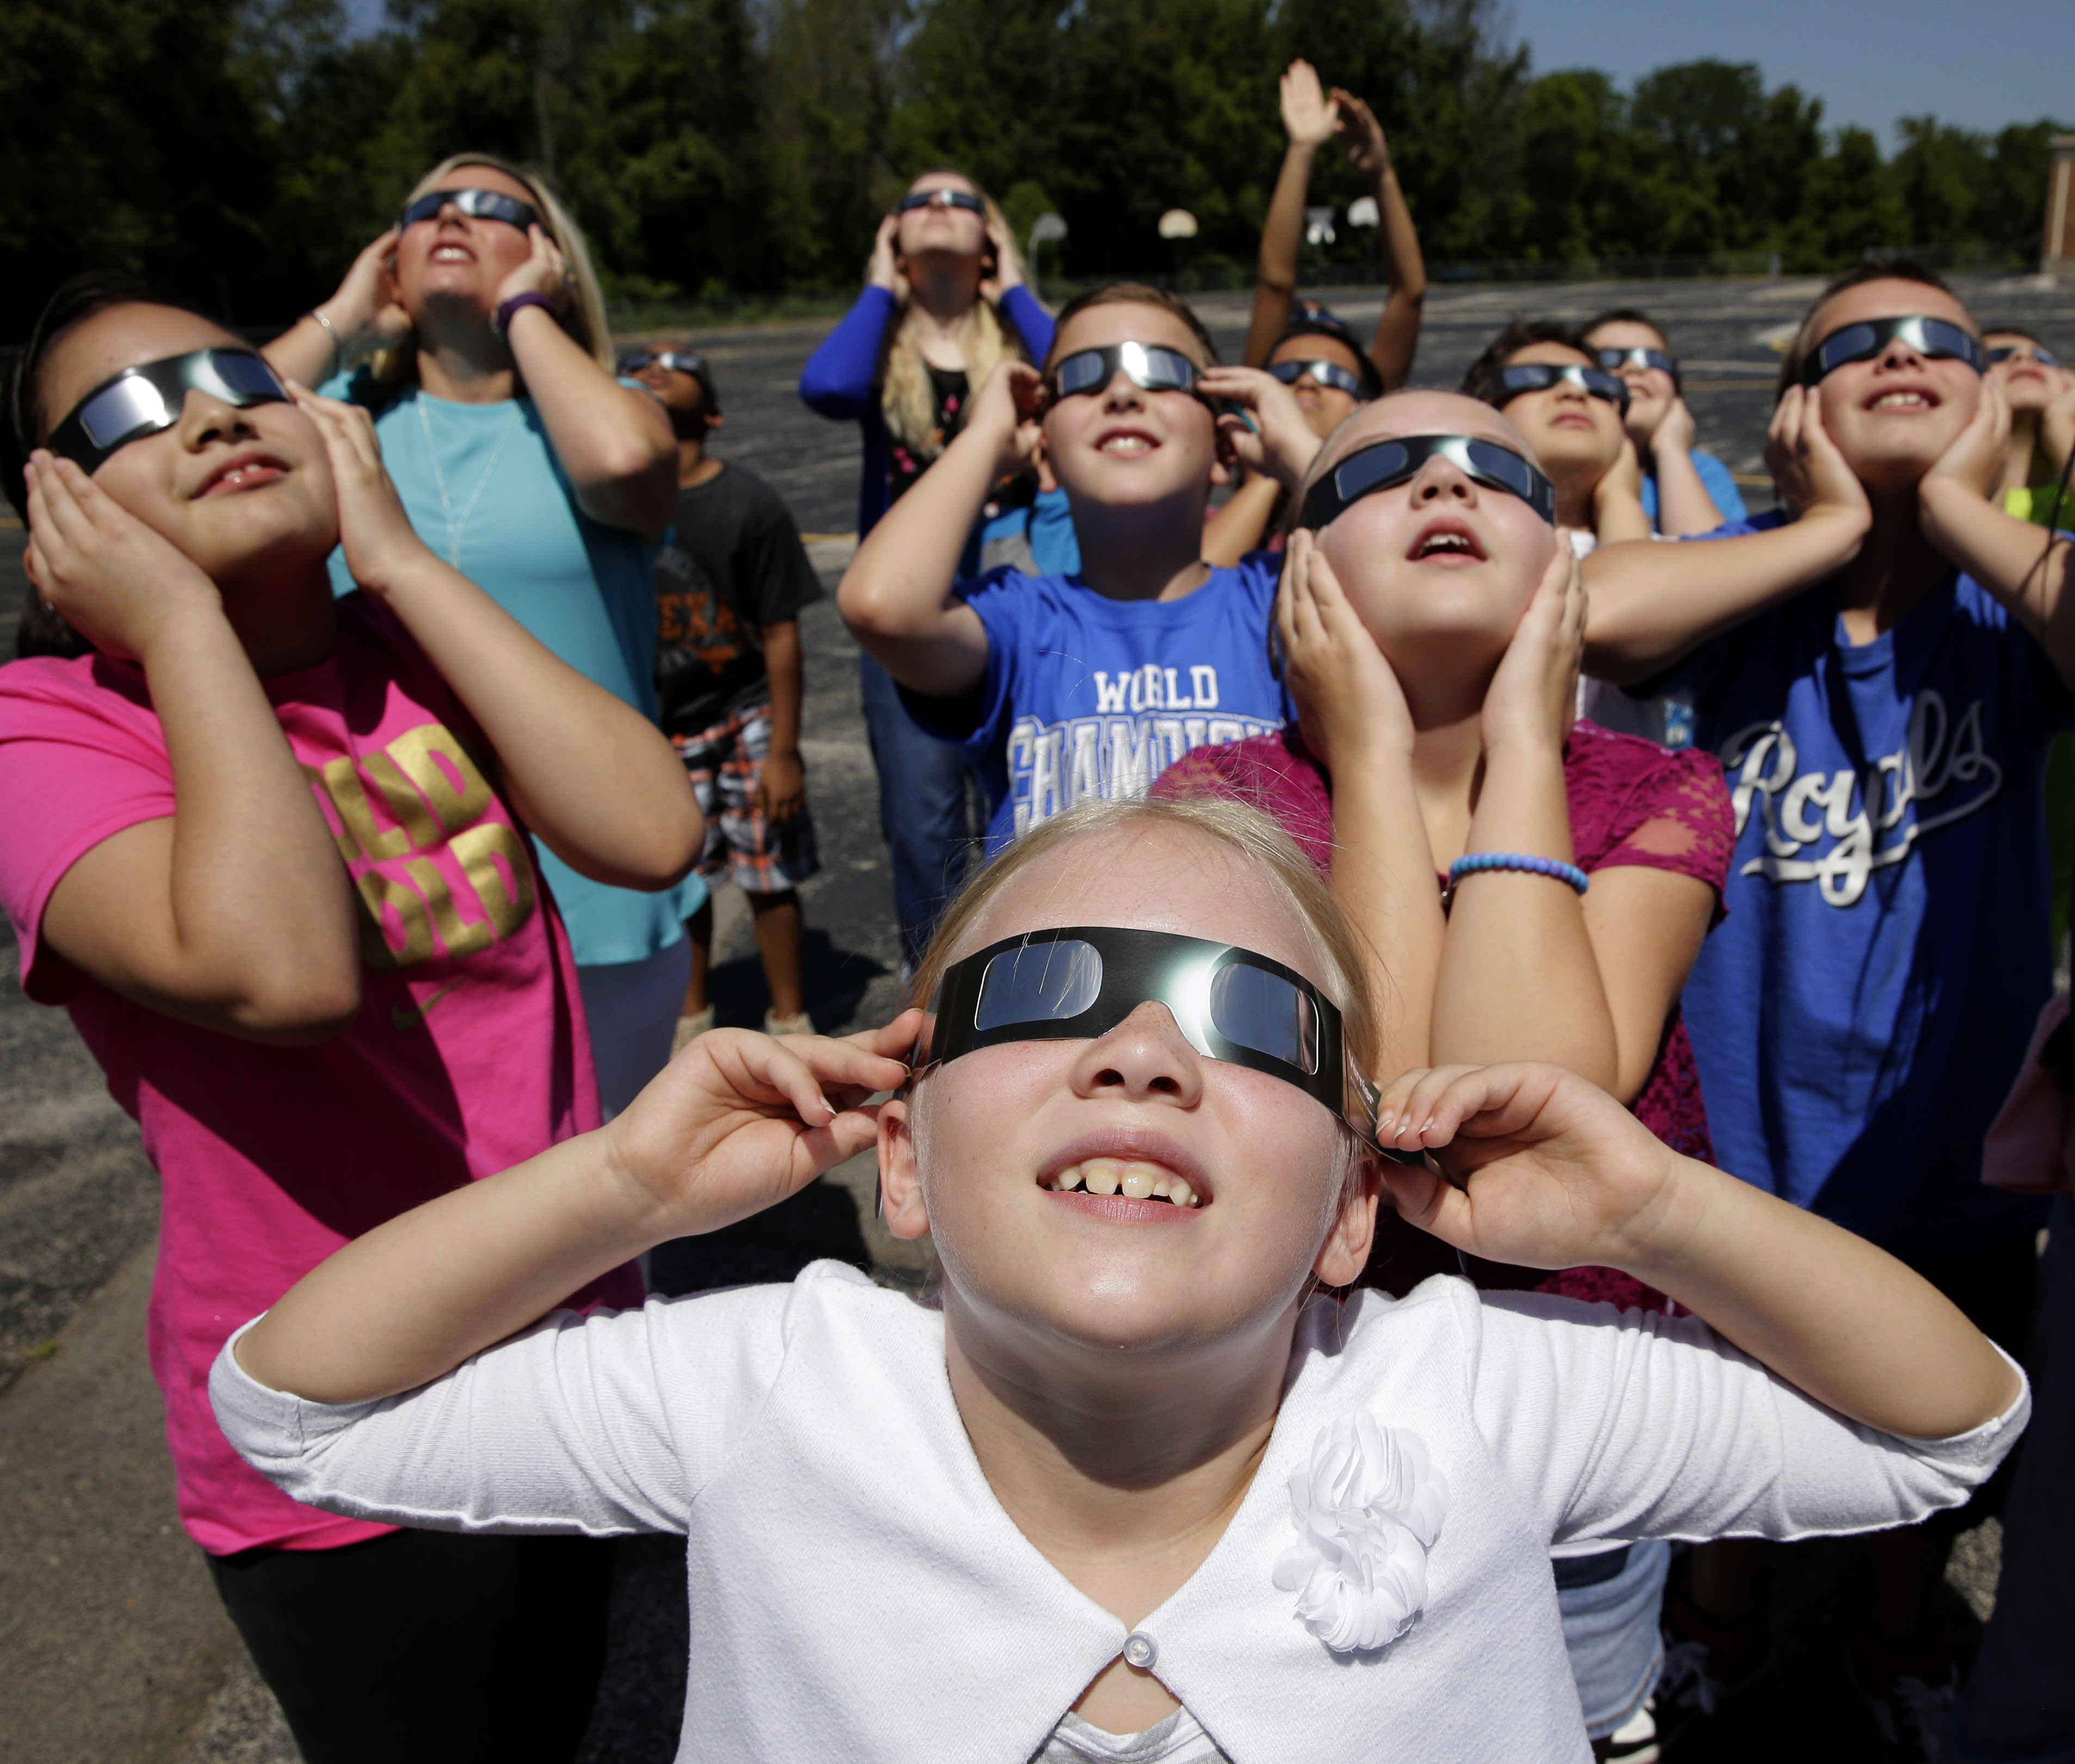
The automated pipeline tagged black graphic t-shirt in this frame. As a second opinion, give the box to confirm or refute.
[885,364,972,506]
[653,463,824,738]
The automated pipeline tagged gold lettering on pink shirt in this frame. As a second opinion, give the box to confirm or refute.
[452,821,536,938]
[353,868,435,971]
[388,725,493,834]
[313,754,410,861]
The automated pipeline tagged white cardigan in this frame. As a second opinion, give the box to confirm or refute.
[211,1265,2024,1763]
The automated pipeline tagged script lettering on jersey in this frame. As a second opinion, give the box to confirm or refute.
[304,722,535,971]
[1008,666,1277,838]
[1720,689,2003,907]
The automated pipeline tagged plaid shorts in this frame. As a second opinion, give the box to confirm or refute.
[671,702,821,894]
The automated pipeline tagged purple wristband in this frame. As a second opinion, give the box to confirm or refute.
[494,292,558,337]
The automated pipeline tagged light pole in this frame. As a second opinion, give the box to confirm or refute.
[1027,213,1069,298]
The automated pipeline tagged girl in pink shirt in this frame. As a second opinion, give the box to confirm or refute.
[1156,388,1734,1757]
[0,277,701,1763]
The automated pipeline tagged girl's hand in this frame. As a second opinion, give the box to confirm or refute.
[980,214,1027,300]
[1650,395,1697,458]
[2044,375,2075,482]
[21,452,224,660]
[1332,90,1390,179]
[971,361,1046,474]
[868,214,904,294]
[319,228,411,360]
[1277,530,1413,765]
[757,751,807,826]
[1280,59,1339,151]
[604,1013,920,1236]
[1765,385,1872,540]
[288,385,436,592]
[1198,366,1321,489]
[1480,536,1584,756]
[495,225,576,318]
[1374,1062,1683,1274]
[1920,370,2010,507]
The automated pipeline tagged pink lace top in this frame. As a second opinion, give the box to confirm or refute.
[1153,720,1736,1312]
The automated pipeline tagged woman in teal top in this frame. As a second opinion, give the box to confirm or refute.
[267,151,705,1114]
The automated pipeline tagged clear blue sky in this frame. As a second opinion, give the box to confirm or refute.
[1500,0,2069,145]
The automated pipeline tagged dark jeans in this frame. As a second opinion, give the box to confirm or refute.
[207,1527,614,1764]
[858,652,980,968]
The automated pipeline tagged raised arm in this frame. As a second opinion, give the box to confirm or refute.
[1918,374,2075,688]
[1645,398,1733,537]
[233,1017,916,1403]
[1379,1061,2024,1443]
[23,455,360,1042]
[297,388,700,891]
[264,230,411,391]
[836,362,1038,697]
[1244,62,1339,369]
[1332,92,1426,391]
[1584,387,1870,684]
[800,233,904,419]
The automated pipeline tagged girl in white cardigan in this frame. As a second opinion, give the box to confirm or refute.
[212,795,2025,1763]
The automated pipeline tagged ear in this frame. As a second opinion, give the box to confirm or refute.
[1033,431,1059,496]
[876,1095,932,1241]
[1312,1153,1380,1288]
[705,410,726,432]
[1211,414,1242,485]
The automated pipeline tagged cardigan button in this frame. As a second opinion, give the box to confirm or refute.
[1122,1631,1158,1670]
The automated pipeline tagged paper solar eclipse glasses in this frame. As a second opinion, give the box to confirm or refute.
[1493,362,1630,412]
[1047,341,1203,402]
[1799,315,1984,386]
[910,926,1386,1148]
[1988,343,2059,368]
[619,350,708,377]
[1596,345,1680,386]
[399,187,543,235]
[898,189,988,217]
[1269,358,1369,400]
[1298,434,1557,531]
[48,349,291,474]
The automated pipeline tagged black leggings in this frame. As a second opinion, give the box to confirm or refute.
[207,1527,615,1764]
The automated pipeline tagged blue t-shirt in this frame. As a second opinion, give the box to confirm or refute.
[324,373,703,964]
[1665,512,2062,1258]
[931,557,1293,851]
[1640,450,1747,531]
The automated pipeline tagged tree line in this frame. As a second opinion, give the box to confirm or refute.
[2,0,2064,337]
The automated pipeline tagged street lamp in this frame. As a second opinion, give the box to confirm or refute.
[1027,212,1069,296]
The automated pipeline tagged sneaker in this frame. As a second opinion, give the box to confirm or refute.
[671,1006,715,1055]
[1848,1630,1959,1762]
[1654,1599,1770,1756]
[764,1008,814,1036]
[1593,1700,1661,1763]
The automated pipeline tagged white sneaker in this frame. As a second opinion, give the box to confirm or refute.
[672,1006,715,1055]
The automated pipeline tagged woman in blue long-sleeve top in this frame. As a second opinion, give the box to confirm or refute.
[799,169,1054,969]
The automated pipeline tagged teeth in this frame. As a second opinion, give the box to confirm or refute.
[1169,1178,1197,1209]
[1120,1168,1156,1199]
[1100,436,1153,454]
[1054,1165,1085,1192]
[1047,1160,1202,1205]
[1082,1159,1121,1196]
[1152,1175,1172,1198]
[1873,392,1927,408]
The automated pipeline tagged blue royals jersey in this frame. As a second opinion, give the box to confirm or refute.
[1662,512,2064,1258]
[931,557,1293,851]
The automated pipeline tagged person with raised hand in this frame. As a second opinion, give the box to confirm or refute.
[838,283,1320,853]
[209,793,2022,1762]
[1584,260,2072,1756]
[1582,309,1746,536]
[799,168,1057,969]
[0,276,701,1761]
[1981,325,2075,529]
[1157,387,1733,1757]
[265,151,697,1117]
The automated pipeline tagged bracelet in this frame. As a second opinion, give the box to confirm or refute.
[1447,851,1589,895]
[493,292,558,338]
[305,308,343,380]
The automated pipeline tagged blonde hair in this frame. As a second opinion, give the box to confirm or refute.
[879,179,1024,460]
[369,152,614,397]
[907,794,1380,1084]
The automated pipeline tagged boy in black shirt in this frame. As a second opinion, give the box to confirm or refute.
[626,346,824,1045]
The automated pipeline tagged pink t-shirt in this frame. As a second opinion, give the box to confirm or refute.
[0,596,640,1554]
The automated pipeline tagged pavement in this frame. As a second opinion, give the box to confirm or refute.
[2,271,2071,1761]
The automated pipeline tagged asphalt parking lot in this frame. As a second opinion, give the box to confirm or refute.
[1,271,2071,1762]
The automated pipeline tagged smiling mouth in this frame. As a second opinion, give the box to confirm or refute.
[1047,1159,1201,1206]
[199,459,287,497]
[1410,527,1485,562]
[430,244,476,264]
[1097,430,1159,456]
[1868,389,1937,411]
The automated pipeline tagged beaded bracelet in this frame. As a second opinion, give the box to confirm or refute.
[1447,851,1590,895]
[304,308,344,381]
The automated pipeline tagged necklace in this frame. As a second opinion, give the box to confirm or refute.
[417,395,521,567]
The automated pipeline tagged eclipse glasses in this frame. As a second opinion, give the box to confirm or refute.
[48,348,291,475]
[1493,362,1630,413]
[1596,345,1680,386]
[913,925,1388,1150]
[1269,358,1369,400]
[898,189,987,217]
[1048,342,1202,401]
[1298,433,1557,531]
[399,187,542,234]
[619,350,708,379]
[1989,343,2059,368]
[1800,315,1984,386]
